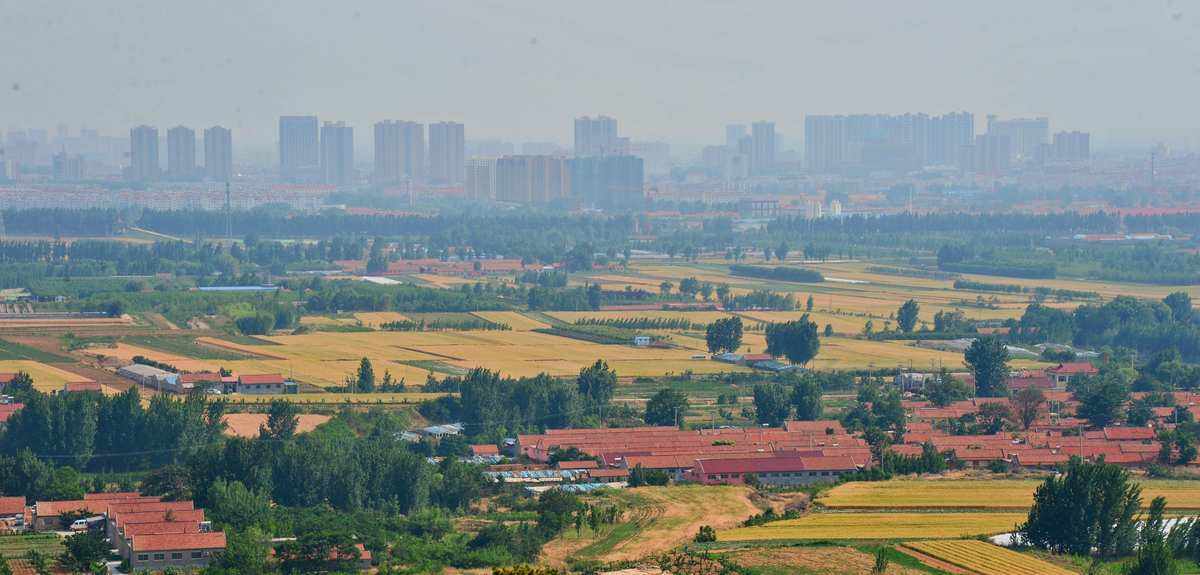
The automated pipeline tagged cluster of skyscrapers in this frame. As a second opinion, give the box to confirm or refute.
[278,116,464,187]
[701,121,778,180]
[128,125,232,182]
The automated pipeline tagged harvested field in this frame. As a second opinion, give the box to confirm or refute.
[724,545,928,575]
[719,512,1025,542]
[904,540,1076,575]
[818,479,1200,511]
[353,311,411,327]
[80,342,219,372]
[471,311,549,331]
[0,360,97,394]
[221,413,331,438]
[222,392,445,405]
[543,485,758,565]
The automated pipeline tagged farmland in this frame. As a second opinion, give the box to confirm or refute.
[0,533,64,559]
[818,478,1200,511]
[718,512,1026,542]
[903,539,1076,575]
[0,359,99,394]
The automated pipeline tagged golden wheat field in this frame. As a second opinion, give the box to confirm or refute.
[0,360,100,394]
[719,512,1026,541]
[903,540,1076,575]
[819,479,1200,511]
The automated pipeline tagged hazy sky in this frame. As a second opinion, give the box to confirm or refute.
[2,0,1198,155]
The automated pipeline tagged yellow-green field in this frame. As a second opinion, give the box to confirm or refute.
[719,512,1025,541]
[0,360,97,394]
[819,479,1200,511]
[471,311,549,331]
[222,392,446,405]
[904,540,1076,575]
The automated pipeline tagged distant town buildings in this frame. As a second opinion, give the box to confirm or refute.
[1052,131,1091,162]
[574,115,620,156]
[804,112,974,173]
[319,122,354,185]
[166,126,196,180]
[278,115,319,181]
[750,121,776,175]
[374,120,425,184]
[429,121,465,184]
[52,152,85,181]
[986,116,1049,163]
[129,125,160,181]
[203,126,232,181]
[569,155,645,209]
[465,158,496,201]
[495,155,569,204]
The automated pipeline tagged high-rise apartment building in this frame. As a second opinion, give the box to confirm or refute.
[958,133,1011,175]
[725,124,747,149]
[750,121,776,175]
[203,126,233,181]
[986,116,1048,162]
[465,158,496,201]
[1051,131,1090,162]
[574,116,619,156]
[319,122,354,185]
[166,126,196,180]
[373,121,425,183]
[129,125,159,181]
[495,155,569,204]
[279,116,319,181]
[52,152,85,181]
[568,155,644,209]
[804,112,974,173]
[429,122,465,184]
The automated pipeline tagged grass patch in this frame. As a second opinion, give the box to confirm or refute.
[0,533,64,559]
[396,359,470,376]
[0,338,73,362]
[125,335,255,360]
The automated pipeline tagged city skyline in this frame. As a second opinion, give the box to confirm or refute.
[2,2,1197,153]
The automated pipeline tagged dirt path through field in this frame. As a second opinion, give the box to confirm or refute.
[896,546,975,574]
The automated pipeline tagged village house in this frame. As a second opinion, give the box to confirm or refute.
[128,532,227,572]
[236,373,292,394]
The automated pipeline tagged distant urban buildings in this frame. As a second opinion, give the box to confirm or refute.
[166,126,196,180]
[986,116,1049,162]
[574,116,620,156]
[129,125,159,181]
[1052,131,1090,162]
[725,124,747,149]
[319,122,354,185]
[465,158,496,201]
[279,116,319,181]
[569,155,645,209]
[52,152,85,181]
[203,126,232,181]
[429,122,465,185]
[804,112,974,173]
[750,121,776,175]
[959,132,1011,175]
[495,155,569,204]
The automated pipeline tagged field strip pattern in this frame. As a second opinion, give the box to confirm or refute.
[904,540,1075,575]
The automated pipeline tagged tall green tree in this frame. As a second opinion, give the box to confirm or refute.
[896,299,920,333]
[1165,291,1193,323]
[1019,458,1141,557]
[705,316,743,354]
[260,400,299,440]
[576,360,616,413]
[789,374,823,421]
[644,389,689,428]
[964,336,1010,397]
[752,383,791,426]
[356,357,375,392]
[1072,367,1132,428]
[765,315,821,365]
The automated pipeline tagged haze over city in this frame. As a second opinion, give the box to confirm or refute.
[3,0,1199,158]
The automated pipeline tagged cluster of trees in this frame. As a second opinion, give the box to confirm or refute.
[305,281,509,313]
[705,317,743,354]
[764,316,821,365]
[421,361,617,442]
[728,264,825,283]
[749,372,826,425]
[953,279,1098,300]
[381,317,510,332]
[937,245,1058,279]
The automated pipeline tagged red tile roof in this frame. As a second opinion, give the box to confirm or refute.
[556,460,599,470]
[123,521,201,536]
[84,492,148,501]
[470,444,500,456]
[694,455,858,475]
[62,382,103,393]
[0,373,17,384]
[0,496,24,516]
[0,403,23,423]
[34,500,108,518]
[1047,362,1098,375]
[1103,426,1157,441]
[130,532,226,553]
[112,509,205,529]
[238,374,285,385]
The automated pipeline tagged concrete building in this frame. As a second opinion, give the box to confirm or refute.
[278,115,319,181]
[750,121,776,174]
[725,124,747,148]
[568,155,644,209]
[166,126,196,180]
[129,125,159,181]
[319,122,354,185]
[203,126,232,181]
[495,155,569,204]
[236,373,288,394]
[1052,131,1090,162]
[574,115,619,156]
[117,364,177,391]
[429,121,465,184]
[986,116,1049,162]
[129,532,226,572]
[52,152,85,181]
[374,120,424,183]
[805,112,974,173]
[689,455,859,486]
[465,158,496,201]
[959,133,1011,175]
